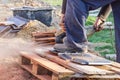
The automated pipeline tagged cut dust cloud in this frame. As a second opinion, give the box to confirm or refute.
[0,38,39,80]
[0,38,34,59]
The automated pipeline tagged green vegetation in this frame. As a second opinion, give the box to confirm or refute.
[86,13,114,26]
[88,29,115,56]
[86,16,96,26]
[43,0,62,6]
[87,13,115,56]
[106,13,114,23]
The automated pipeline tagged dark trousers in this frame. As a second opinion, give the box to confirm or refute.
[64,0,120,62]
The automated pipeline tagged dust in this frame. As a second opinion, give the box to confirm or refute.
[0,38,35,59]
[0,38,39,80]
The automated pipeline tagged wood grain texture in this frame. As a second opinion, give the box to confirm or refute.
[34,50,114,75]
[20,51,74,75]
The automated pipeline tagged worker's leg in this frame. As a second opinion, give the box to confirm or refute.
[64,0,115,52]
[111,1,120,63]
[64,0,88,52]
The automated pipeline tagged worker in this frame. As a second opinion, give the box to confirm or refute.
[54,0,120,63]
[55,2,112,42]
[55,1,112,44]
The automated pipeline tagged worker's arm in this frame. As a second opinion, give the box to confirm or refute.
[62,0,67,14]
[93,4,112,31]
[55,0,67,43]
[60,0,67,31]
[60,0,67,24]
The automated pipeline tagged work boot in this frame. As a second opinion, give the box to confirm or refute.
[63,37,88,53]
[53,38,88,54]
[53,43,88,56]
[55,32,66,43]
[54,43,78,53]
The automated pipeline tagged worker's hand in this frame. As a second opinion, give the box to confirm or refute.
[93,17,105,32]
[59,23,66,32]
[60,13,65,23]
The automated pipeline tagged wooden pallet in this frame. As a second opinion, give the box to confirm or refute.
[20,52,74,80]
[20,51,120,80]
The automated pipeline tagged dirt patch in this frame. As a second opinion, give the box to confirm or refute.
[0,58,39,80]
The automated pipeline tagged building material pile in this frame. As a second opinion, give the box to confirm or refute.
[17,20,50,40]
[0,16,28,38]
[32,31,56,45]
[20,48,120,80]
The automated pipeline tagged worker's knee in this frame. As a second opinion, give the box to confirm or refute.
[65,0,88,16]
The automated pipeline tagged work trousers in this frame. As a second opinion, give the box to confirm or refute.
[64,0,120,62]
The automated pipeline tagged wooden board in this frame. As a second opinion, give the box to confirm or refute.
[70,53,111,65]
[32,31,56,37]
[35,49,114,75]
[32,32,55,38]
[34,37,55,42]
[20,51,74,80]
[0,21,15,26]
[0,26,11,37]
[20,51,74,75]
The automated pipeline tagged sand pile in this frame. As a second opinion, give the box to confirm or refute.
[17,20,50,40]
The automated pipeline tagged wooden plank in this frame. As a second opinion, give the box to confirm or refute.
[0,26,11,36]
[21,65,32,72]
[72,53,111,65]
[111,62,120,69]
[0,21,14,26]
[96,65,120,75]
[32,62,38,74]
[37,75,52,80]
[52,73,59,80]
[34,37,55,42]
[34,49,114,75]
[41,42,55,46]
[32,31,56,36]
[32,33,55,38]
[21,64,52,80]
[34,39,55,44]
[20,52,74,75]
[34,40,53,43]
[82,53,120,74]
[72,73,120,79]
